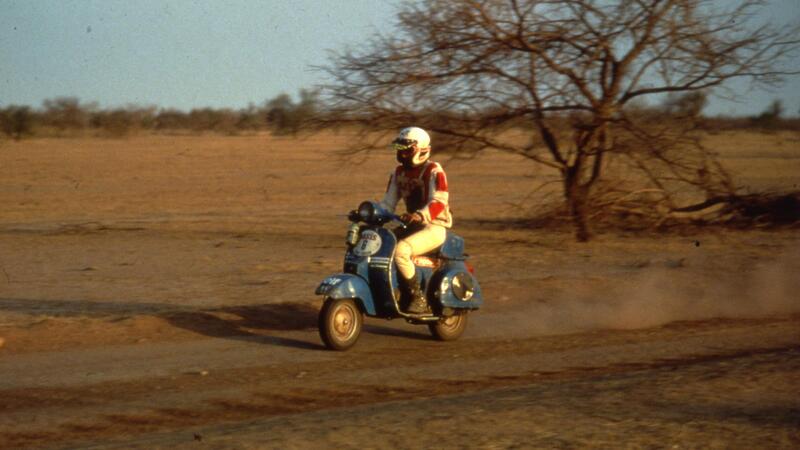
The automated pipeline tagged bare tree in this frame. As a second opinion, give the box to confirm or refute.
[319,0,799,240]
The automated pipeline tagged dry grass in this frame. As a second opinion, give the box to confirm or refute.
[1,129,797,230]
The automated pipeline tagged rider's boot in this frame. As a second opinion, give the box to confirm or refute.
[401,272,431,315]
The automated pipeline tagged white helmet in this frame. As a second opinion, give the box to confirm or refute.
[392,126,431,168]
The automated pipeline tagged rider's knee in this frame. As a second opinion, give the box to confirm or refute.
[395,240,412,260]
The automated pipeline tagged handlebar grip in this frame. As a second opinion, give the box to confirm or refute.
[392,214,408,228]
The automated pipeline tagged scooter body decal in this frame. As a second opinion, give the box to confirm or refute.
[353,230,382,256]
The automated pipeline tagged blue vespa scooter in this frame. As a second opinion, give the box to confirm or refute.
[316,201,483,350]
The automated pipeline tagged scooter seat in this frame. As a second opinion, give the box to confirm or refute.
[412,255,440,268]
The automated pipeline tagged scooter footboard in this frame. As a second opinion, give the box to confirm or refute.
[315,274,377,316]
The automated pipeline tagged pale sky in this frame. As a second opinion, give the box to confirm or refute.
[1,0,798,116]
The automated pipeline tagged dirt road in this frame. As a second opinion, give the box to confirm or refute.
[1,310,798,449]
[1,133,799,448]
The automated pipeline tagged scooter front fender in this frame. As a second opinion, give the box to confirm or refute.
[315,273,376,316]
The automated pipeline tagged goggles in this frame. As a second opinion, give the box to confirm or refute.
[392,138,417,152]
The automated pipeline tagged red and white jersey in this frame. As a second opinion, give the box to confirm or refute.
[380,161,453,228]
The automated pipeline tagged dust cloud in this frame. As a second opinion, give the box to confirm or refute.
[474,244,800,338]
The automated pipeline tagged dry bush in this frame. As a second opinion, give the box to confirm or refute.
[523,187,800,233]
[90,107,157,138]
[0,105,34,140]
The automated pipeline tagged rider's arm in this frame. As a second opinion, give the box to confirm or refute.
[417,163,449,224]
[379,169,400,213]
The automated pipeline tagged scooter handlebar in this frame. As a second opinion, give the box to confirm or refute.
[347,201,407,228]
[391,214,408,229]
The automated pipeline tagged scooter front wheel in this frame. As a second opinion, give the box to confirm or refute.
[319,298,363,351]
[428,311,468,341]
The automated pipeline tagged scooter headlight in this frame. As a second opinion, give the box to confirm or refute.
[357,201,375,222]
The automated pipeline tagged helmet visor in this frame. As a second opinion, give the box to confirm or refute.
[392,138,417,152]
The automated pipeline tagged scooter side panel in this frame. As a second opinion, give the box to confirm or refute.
[432,261,483,309]
[315,274,377,316]
[367,228,400,317]
[439,231,466,260]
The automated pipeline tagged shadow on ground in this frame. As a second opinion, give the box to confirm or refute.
[0,297,327,350]
[0,297,442,350]
[164,303,324,350]
[0,297,189,317]
[363,323,431,341]
[167,305,438,348]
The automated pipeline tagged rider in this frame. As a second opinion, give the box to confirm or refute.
[380,127,452,314]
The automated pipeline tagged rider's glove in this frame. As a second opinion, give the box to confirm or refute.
[400,212,424,224]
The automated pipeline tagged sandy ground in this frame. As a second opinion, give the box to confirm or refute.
[0,131,799,449]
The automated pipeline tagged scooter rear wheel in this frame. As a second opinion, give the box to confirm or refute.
[319,298,363,351]
[428,312,468,341]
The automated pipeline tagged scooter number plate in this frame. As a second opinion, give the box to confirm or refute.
[353,230,382,256]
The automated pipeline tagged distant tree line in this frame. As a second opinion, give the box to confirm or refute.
[2,90,798,141]
[619,95,800,133]
[0,89,320,140]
